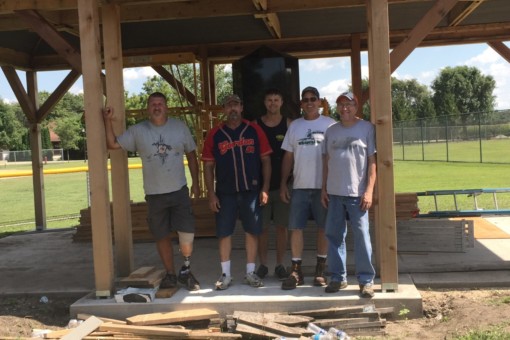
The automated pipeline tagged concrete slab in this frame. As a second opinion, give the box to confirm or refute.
[70,274,423,319]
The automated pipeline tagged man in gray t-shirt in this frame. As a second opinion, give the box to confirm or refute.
[321,91,377,298]
[103,92,201,291]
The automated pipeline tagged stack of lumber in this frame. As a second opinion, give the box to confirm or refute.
[73,198,215,242]
[42,305,392,339]
[116,266,166,289]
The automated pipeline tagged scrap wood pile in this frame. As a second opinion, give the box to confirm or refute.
[41,305,392,339]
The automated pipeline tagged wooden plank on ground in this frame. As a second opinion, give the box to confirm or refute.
[61,315,103,340]
[232,311,312,326]
[77,313,126,324]
[234,322,281,339]
[126,308,219,326]
[44,329,71,338]
[290,306,365,318]
[188,330,242,339]
[234,312,305,337]
[99,322,191,336]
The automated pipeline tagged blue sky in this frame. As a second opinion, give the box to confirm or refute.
[1,42,509,110]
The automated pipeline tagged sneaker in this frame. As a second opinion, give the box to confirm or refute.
[274,264,288,280]
[244,272,264,288]
[325,280,348,293]
[255,264,269,279]
[215,274,232,290]
[178,268,200,291]
[160,273,177,289]
[360,283,375,298]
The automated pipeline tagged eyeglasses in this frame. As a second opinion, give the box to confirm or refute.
[302,97,318,103]
[337,102,356,108]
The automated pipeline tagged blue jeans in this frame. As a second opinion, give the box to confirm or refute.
[325,195,375,285]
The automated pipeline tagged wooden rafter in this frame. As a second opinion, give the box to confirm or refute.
[253,0,282,39]
[488,41,510,64]
[448,0,485,26]
[152,65,197,105]
[1,66,37,123]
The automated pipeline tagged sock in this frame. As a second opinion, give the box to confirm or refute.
[221,260,231,277]
[183,256,191,268]
[291,257,302,263]
[317,254,327,259]
[246,263,255,274]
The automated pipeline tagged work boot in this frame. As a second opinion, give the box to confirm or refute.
[281,260,304,290]
[313,256,327,287]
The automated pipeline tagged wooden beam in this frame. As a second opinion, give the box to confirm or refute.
[366,0,399,292]
[350,33,363,114]
[123,52,196,68]
[488,41,510,64]
[37,69,81,122]
[390,0,459,72]
[152,65,197,105]
[15,9,82,71]
[77,0,115,297]
[448,0,484,26]
[1,66,37,122]
[102,2,134,278]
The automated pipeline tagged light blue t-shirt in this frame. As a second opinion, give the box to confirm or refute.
[324,119,376,197]
[117,118,196,195]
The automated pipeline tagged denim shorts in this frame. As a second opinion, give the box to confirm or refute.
[145,186,195,240]
[262,189,290,227]
[216,190,263,237]
[288,188,327,230]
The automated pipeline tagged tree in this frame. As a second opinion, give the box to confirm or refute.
[54,115,82,160]
[431,66,495,137]
[391,77,435,121]
[0,101,25,151]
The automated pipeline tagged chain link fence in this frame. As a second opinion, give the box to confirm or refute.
[393,110,510,163]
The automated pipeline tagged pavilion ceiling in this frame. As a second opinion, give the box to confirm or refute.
[0,0,507,71]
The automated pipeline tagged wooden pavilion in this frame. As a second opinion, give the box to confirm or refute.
[1,0,510,297]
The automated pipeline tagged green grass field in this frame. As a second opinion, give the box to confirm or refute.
[1,142,509,235]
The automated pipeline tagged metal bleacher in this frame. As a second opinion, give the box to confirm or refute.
[416,188,510,217]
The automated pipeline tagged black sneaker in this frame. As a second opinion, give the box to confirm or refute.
[325,280,348,293]
[160,273,177,289]
[274,264,288,280]
[178,268,200,291]
[255,264,269,279]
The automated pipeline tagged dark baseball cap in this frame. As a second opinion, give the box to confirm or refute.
[301,86,320,99]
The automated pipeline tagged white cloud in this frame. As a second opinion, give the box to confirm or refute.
[123,67,157,80]
[69,84,83,95]
[301,58,344,72]
[320,78,350,105]
[465,47,510,109]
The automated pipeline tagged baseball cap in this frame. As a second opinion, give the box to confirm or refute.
[301,86,320,99]
[336,91,358,105]
[222,94,242,106]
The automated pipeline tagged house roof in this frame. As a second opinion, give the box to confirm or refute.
[0,0,509,71]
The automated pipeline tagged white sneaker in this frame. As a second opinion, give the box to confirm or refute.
[215,273,232,290]
[244,272,264,288]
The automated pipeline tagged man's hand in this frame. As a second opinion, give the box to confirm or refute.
[190,184,200,199]
[208,192,220,213]
[259,190,268,206]
[360,191,373,211]
[321,188,329,209]
[103,106,114,120]
[280,184,290,204]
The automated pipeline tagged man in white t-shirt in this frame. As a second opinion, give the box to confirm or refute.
[279,86,336,290]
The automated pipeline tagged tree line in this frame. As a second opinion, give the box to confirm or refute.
[0,65,497,158]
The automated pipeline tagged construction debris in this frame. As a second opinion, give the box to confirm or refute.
[42,304,391,339]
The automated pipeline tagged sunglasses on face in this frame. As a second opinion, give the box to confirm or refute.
[302,97,318,103]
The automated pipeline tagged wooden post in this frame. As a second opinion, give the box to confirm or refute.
[350,33,362,117]
[77,0,114,297]
[102,3,134,278]
[366,0,398,292]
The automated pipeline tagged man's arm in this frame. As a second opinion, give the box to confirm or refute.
[204,161,220,212]
[361,154,377,211]
[321,154,329,208]
[259,154,271,205]
[185,150,200,198]
[279,151,293,203]
[103,107,121,150]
